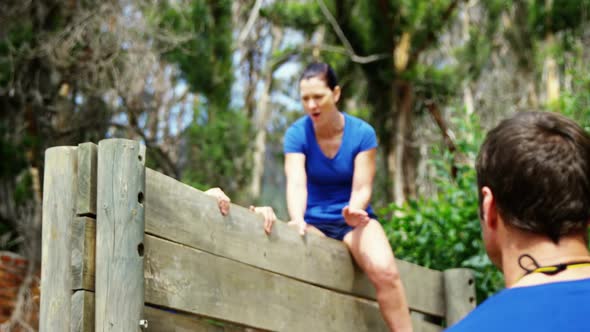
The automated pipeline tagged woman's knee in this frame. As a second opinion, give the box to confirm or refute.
[365,260,401,288]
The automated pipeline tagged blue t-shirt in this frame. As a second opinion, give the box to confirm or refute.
[446,278,590,332]
[283,113,378,224]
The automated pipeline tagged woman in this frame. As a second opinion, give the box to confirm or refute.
[282,62,412,332]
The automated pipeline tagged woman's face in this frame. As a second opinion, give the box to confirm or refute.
[299,76,341,124]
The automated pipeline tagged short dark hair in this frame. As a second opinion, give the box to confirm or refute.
[300,62,339,90]
[476,111,590,243]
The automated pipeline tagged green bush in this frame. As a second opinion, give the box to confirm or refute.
[381,91,590,302]
[182,109,252,203]
[380,112,504,303]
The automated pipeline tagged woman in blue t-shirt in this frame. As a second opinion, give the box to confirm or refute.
[282,62,412,332]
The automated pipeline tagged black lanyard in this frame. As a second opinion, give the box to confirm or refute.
[517,253,590,281]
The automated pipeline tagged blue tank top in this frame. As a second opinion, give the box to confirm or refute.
[446,277,590,332]
[283,113,378,224]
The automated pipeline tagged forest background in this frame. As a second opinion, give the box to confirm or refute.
[1,0,589,310]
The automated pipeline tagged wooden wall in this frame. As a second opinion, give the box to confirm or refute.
[40,139,476,332]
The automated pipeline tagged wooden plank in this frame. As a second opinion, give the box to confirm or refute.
[411,312,443,332]
[76,143,98,216]
[96,139,146,332]
[144,168,445,317]
[40,146,77,332]
[145,234,388,332]
[397,260,444,316]
[443,268,476,326]
[144,306,265,332]
[71,217,96,291]
[145,281,441,332]
[71,290,95,332]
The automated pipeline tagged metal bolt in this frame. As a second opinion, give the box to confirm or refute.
[139,319,148,329]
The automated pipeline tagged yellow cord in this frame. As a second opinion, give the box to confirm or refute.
[531,262,590,274]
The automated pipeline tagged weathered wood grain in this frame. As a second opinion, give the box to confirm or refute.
[71,216,95,291]
[40,146,78,332]
[40,140,473,332]
[145,234,389,332]
[76,142,98,216]
[145,168,445,317]
[443,268,476,326]
[95,139,146,332]
[144,306,266,332]
[71,290,95,332]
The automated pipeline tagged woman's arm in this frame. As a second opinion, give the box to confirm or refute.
[285,153,308,235]
[349,148,376,209]
[343,148,376,226]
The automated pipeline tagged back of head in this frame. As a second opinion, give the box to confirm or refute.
[476,111,590,243]
[300,62,339,90]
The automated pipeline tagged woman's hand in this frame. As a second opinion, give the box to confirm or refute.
[204,187,231,216]
[287,219,307,236]
[249,206,277,235]
[342,206,370,227]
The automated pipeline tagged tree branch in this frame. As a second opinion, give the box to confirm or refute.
[424,100,459,178]
[316,0,389,64]
[237,0,264,45]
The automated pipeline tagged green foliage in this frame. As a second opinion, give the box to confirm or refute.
[408,64,460,103]
[399,0,460,48]
[381,111,504,302]
[13,172,33,207]
[554,92,590,133]
[261,2,322,35]
[0,129,26,179]
[156,0,234,110]
[182,110,252,204]
[499,0,590,71]
[0,21,34,86]
[150,0,253,201]
[551,67,590,132]
[455,28,493,80]
[0,127,33,250]
[529,0,590,36]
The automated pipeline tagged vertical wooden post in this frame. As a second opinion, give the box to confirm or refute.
[443,268,476,326]
[95,139,146,332]
[71,290,95,332]
[76,142,98,216]
[40,146,78,332]
[72,142,98,332]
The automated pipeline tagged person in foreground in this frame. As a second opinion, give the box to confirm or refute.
[446,111,590,332]
[276,62,412,332]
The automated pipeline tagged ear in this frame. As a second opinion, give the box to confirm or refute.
[332,85,341,103]
[481,186,498,230]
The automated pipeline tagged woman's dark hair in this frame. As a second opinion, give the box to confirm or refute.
[476,111,590,243]
[300,62,339,90]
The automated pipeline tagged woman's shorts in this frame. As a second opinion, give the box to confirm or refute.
[308,220,354,241]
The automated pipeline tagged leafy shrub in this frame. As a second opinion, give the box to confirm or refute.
[380,112,504,303]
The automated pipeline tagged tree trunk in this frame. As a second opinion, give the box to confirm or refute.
[389,81,413,205]
[543,34,559,103]
[249,25,283,200]
[461,4,474,116]
[463,83,474,115]
[543,0,559,104]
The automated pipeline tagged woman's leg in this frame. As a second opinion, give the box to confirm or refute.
[343,219,412,332]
